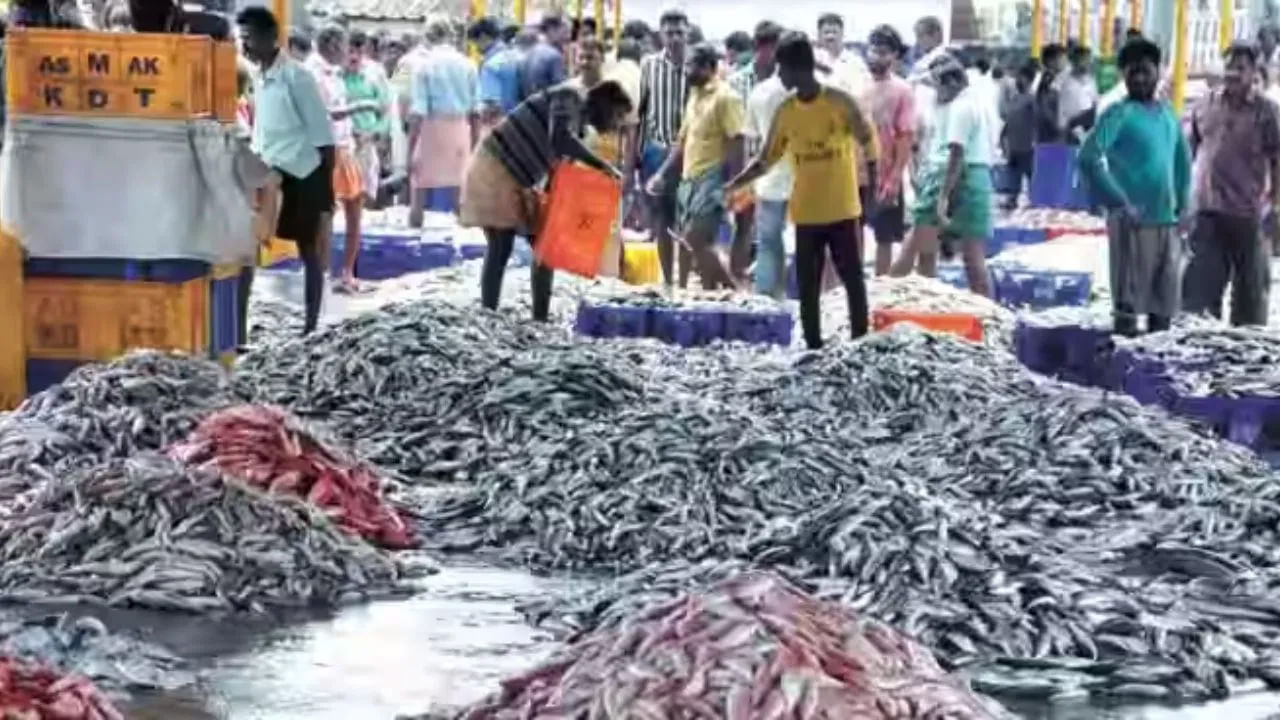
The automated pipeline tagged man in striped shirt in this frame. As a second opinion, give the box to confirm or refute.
[632,8,690,289]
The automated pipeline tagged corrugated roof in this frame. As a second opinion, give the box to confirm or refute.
[307,0,457,21]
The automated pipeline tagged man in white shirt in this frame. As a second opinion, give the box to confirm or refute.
[744,75,793,299]
[814,12,871,98]
[908,16,949,176]
[1058,43,1098,143]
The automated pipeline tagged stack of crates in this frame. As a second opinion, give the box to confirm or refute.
[21,258,240,394]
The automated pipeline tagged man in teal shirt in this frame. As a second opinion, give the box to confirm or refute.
[1078,38,1191,337]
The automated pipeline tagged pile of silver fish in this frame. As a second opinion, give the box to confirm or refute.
[0,612,192,696]
[864,275,1015,346]
[0,351,234,506]
[0,453,408,613]
[1117,322,1280,398]
[463,571,1008,720]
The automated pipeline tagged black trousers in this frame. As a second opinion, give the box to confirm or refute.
[1182,211,1270,326]
[275,156,334,334]
[795,219,869,350]
[480,229,553,321]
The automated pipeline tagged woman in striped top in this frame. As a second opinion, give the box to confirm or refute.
[459,80,632,321]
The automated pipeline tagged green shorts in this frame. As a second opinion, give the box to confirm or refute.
[677,166,726,232]
[912,164,994,241]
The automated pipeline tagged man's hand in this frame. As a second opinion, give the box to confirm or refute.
[645,174,665,197]
[876,177,900,206]
[1123,202,1143,225]
[936,194,951,225]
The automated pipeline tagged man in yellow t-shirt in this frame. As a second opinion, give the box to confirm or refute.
[646,43,745,290]
[727,31,879,350]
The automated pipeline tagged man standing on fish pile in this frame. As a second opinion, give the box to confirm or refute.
[237,7,335,335]
[458,80,631,320]
[646,43,745,290]
[1078,38,1192,337]
[890,52,995,298]
[1182,42,1280,327]
[727,32,878,349]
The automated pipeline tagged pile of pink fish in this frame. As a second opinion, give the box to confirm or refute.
[0,658,122,720]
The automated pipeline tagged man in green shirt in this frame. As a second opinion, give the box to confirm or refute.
[1077,38,1191,337]
[343,30,388,208]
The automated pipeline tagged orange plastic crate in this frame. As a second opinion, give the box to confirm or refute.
[871,309,984,342]
[6,28,225,120]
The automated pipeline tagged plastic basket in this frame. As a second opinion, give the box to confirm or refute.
[1029,143,1080,210]
[25,358,85,396]
[24,257,209,281]
[621,242,662,285]
[871,309,983,342]
[536,164,622,277]
[334,233,458,280]
[652,308,726,347]
[574,302,652,339]
[995,268,1092,309]
[0,232,23,409]
[723,310,793,346]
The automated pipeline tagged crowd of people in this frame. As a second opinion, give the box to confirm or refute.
[7,0,1278,349]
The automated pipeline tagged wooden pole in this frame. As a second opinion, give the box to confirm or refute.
[513,0,525,25]
[1078,0,1089,47]
[595,0,605,38]
[1172,0,1188,113]
[1219,0,1233,53]
[1101,0,1116,55]
[1058,0,1069,44]
[1130,0,1143,33]
[613,0,622,55]
[470,0,486,63]
[1032,0,1044,58]
[273,0,289,42]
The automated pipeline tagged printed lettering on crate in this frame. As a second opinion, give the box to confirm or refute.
[5,29,233,120]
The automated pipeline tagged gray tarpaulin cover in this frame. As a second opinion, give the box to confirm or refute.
[1,116,257,264]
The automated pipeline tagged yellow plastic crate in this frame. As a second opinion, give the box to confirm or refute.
[6,28,221,120]
[0,232,25,409]
[259,236,298,268]
[23,275,210,361]
[621,242,661,286]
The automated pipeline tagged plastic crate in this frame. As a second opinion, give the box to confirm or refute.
[988,227,1020,257]
[259,236,299,269]
[23,274,209,361]
[423,187,461,213]
[723,310,792,346]
[25,358,85,396]
[622,242,661,285]
[652,308,726,347]
[1013,322,1112,386]
[574,302,652,339]
[333,232,458,280]
[871,309,983,342]
[6,28,219,120]
[1029,143,1081,210]
[994,268,1092,309]
[24,257,209,281]
[209,264,240,358]
[458,243,488,262]
[0,232,23,409]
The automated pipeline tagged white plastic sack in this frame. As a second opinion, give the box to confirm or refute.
[1,116,257,265]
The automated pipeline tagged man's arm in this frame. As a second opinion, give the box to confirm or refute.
[720,94,747,179]
[549,91,619,177]
[884,90,916,198]
[726,100,788,192]
[1173,115,1192,219]
[829,86,879,205]
[292,68,337,151]
[1077,105,1132,211]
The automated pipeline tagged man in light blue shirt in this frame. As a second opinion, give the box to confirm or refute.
[237,6,334,335]
[408,18,478,224]
[469,16,521,124]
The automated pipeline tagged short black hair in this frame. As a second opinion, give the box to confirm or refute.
[725,31,753,54]
[622,19,650,40]
[617,37,643,62]
[916,15,943,37]
[1041,43,1065,63]
[1225,41,1259,67]
[468,16,501,41]
[585,79,634,113]
[540,12,565,32]
[688,24,704,44]
[501,23,520,43]
[236,6,278,36]
[775,30,815,72]
[316,24,344,48]
[754,20,783,46]
[1017,59,1038,81]
[689,42,719,69]
[286,26,311,53]
[817,13,842,30]
[1068,43,1090,62]
[348,27,368,49]
[868,24,904,56]
[1125,28,1143,40]
[658,9,687,28]
[1117,37,1161,69]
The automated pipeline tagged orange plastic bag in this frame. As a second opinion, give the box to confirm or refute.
[535,163,623,277]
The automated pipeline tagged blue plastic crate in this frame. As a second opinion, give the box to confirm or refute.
[333,232,458,280]
[1029,143,1080,210]
[995,268,1092,309]
[459,244,487,262]
[26,358,85,395]
[209,269,240,356]
[935,264,969,290]
[652,308,726,347]
[992,164,1021,195]
[574,302,652,339]
[1013,322,1113,386]
[1020,228,1049,246]
[724,310,793,346]
[988,227,1021,257]
[423,187,461,213]
[24,258,209,282]
[1013,323,1070,376]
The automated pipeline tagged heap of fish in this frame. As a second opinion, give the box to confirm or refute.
[0,453,408,613]
[463,571,1008,720]
[0,613,192,696]
[863,275,1015,345]
[1117,322,1280,398]
[169,404,416,549]
[0,352,234,507]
